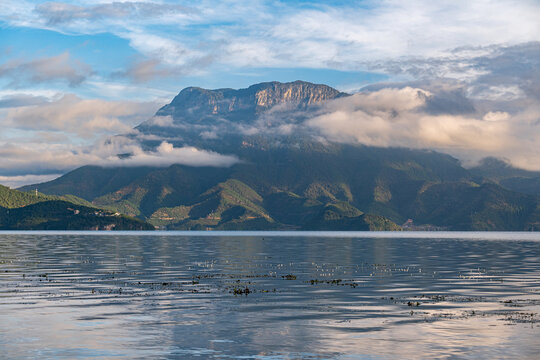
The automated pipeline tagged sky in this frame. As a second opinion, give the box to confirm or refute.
[0,0,539,187]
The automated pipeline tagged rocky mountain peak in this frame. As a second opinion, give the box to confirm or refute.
[153,80,347,124]
[245,80,347,109]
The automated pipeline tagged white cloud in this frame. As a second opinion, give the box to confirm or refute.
[471,85,526,101]
[0,137,239,187]
[221,0,540,68]
[0,92,212,186]
[306,87,540,170]
[147,115,174,127]
[34,1,195,26]
[3,94,160,138]
[483,111,509,122]
[0,0,539,179]
[1,1,538,80]
[0,174,63,189]
[104,141,239,167]
[370,42,540,100]
[86,80,175,102]
[122,31,206,68]
[0,52,93,86]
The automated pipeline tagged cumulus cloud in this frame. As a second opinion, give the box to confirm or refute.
[3,94,160,138]
[104,141,239,168]
[306,87,540,170]
[1,1,539,181]
[368,42,540,101]
[0,93,203,186]
[1,82,539,185]
[0,52,93,86]
[0,174,63,189]
[0,137,239,187]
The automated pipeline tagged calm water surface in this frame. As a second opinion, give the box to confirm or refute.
[0,231,539,359]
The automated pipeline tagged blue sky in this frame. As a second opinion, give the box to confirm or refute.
[0,0,539,186]
[0,12,391,99]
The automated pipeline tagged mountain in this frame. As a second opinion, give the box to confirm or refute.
[470,157,540,197]
[0,185,153,230]
[134,80,348,151]
[21,81,540,231]
[141,80,346,126]
[23,149,540,231]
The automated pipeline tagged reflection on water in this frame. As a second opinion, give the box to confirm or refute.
[0,232,539,359]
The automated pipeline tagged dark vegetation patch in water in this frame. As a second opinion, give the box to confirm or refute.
[5,267,538,326]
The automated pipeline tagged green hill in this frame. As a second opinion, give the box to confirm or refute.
[0,184,48,208]
[410,182,540,231]
[301,202,401,231]
[155,179,278,230]
[0,185,153,230]
[22,145,540,231]
[470,157,540,197]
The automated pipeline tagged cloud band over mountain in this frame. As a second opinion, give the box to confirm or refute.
[0,1,539,187]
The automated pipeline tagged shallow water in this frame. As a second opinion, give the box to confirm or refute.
[0,231,539,359]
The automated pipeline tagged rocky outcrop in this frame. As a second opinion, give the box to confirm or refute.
[152,80,348,124]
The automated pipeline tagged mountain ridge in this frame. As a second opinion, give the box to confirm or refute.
[156,80,347,119]
[19,80,540,231]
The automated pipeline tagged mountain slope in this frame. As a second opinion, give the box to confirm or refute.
[0,200,153,230]
[470,157,540,197]
[0,185,153,230]
[410,182,540,231]
[25,145,540,230]
[21,81,540,231]
[20,166,157,201]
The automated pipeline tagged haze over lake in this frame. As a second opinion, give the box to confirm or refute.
[1,232,538,359]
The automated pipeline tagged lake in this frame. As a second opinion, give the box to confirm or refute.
[1,231,539,359]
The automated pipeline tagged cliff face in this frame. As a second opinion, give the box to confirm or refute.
[154,80,347,124]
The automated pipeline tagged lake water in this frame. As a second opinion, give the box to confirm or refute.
[0,231,539,359]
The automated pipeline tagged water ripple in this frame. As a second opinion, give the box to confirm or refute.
[0,232,539,359]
